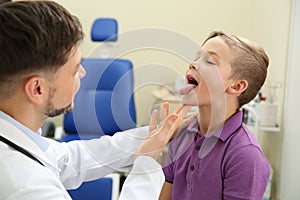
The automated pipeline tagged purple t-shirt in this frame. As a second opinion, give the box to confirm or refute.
[163,110,270,200]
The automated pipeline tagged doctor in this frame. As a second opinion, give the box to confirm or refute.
[0,1,192,199]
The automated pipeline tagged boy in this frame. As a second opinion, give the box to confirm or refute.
[159,31,270,200]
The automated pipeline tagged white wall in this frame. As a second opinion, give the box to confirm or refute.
[280,0,300,199]
[53,1,292,199]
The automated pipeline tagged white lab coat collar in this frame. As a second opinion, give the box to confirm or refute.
[0,118,59,170]
[0,111,49,151]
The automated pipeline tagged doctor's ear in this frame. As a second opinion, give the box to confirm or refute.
[24,76,45,105]
[226,80,248,95]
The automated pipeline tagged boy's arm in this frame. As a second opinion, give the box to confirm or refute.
[159,182,173,200]
[223,145,270,199]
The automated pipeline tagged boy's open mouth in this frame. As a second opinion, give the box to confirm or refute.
[179,74,198,95]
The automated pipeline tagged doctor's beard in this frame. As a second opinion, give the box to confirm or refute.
[44,87,74,117]
[45,103,73,117]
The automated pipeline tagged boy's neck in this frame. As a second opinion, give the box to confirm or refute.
[198,105,238,135]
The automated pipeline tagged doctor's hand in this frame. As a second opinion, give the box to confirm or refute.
[136,103,194,161]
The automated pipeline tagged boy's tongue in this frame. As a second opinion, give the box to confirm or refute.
[179,84,196,95]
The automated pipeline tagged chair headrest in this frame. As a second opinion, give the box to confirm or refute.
[91,18,118,42]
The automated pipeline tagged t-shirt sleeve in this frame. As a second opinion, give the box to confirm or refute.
[223,144,270,200]
[162,165,174,184]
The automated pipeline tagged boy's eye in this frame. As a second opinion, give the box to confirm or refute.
[207,59,215,65]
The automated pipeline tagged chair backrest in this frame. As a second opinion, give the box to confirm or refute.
[63,58,136,137]
[68,173,120,200]
[62,18,136,138]
[91,18,118,42]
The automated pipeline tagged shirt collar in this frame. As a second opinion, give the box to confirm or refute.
[0,111,50,151]
[186,117,200,133]
[186,110,243,142]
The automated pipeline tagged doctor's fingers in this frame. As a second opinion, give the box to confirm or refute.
[178,105,192,118]
[177,112,197,133]
[153,113,178,138]
[158,113,182,143]
[163,106,192,140]
[160,102,169,122]
[149,109,159,134]
[149,102,170,134]
[149,105,187,140]
[156,102,170,129]
[157,104,184,127]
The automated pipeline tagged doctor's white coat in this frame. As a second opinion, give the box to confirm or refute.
[0,118,164,200]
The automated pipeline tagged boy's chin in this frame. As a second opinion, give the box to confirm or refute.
[181,96,199,106]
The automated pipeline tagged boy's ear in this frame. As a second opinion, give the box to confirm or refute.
[226,80,248,95]
[24,76,45,105]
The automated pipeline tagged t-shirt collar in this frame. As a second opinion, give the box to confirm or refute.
[186,110,243,142]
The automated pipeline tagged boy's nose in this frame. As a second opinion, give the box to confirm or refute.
[189,63,199,71]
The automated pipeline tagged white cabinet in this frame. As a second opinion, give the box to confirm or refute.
[242,104,280,138]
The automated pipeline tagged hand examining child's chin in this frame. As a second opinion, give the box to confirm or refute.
[136,103,193,161]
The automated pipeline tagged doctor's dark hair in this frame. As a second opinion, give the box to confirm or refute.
[0,0,83,100]
[203,31,269,108]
